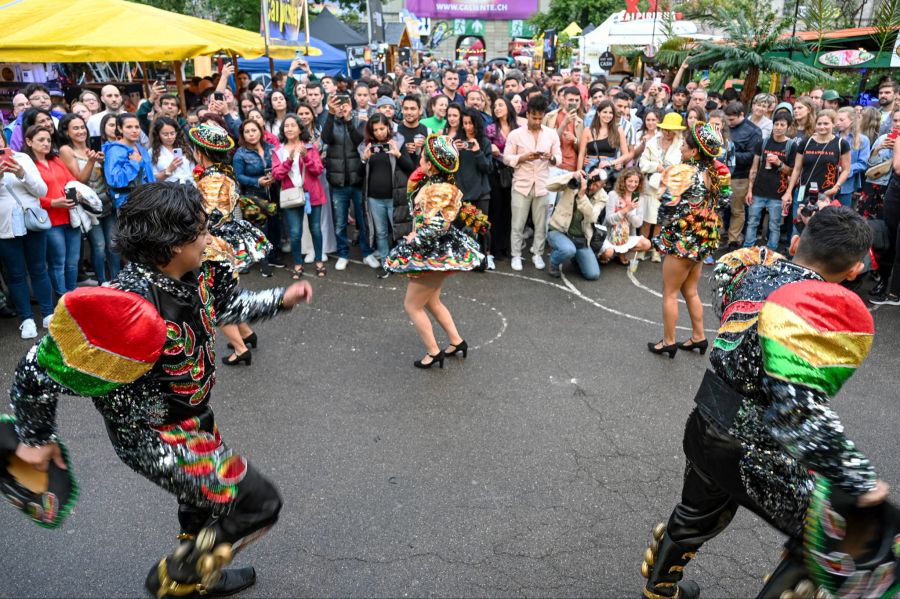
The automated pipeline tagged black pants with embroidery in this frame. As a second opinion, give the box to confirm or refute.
[663,409,806,597]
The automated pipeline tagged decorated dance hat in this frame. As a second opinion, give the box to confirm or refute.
[187,123,234,153]
[424,134,460,174]
[37,287,167,397]
[0,414,77,528]
[689,121,724,159]
[802,474,900,597]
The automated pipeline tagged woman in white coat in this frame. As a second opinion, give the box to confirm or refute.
[0,133,53,339]
[638,112,685,262]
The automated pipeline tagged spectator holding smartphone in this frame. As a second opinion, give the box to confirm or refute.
[25,125,80,295]
[103,113,154,209]
[0,129,53,338]
[454,108,493,269]
[322,92,378,271]
[150,117,195,185]
[542,87,584,208]
[503,94,562,272]
[359,113,414,278]
[58,114,119,283]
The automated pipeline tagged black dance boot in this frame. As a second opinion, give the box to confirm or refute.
[145,527,235,599]
[640,523,701,599]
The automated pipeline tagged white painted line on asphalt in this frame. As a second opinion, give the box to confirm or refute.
[325,278,508,350]
[626,267,713,308]
[557,270,717,333]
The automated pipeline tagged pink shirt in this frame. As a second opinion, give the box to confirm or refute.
[503,125,562,197]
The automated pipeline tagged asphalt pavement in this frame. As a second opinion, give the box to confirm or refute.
[1,252,898,598]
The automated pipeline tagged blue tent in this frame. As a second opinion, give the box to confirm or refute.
[237,35,348,77]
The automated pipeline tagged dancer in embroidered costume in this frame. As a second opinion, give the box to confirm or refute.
[6,183,312,597]
[187,124,269,367]
[384,134,484,369]
[640,207,889,598]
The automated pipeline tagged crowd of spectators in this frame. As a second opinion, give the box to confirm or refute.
[2,57,899,340]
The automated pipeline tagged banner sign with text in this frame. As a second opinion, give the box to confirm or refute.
[406,0,538,20]
[263,0,303,43]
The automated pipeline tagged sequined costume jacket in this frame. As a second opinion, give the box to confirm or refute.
[384,177,483,274]
[9,261,286,507]
[197,165,270,270]
[654,164,729,261]
[707,248,877,534]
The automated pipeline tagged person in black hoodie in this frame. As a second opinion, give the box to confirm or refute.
[725,101,763,248]
[322,93,379,271]
[452,108,494,269]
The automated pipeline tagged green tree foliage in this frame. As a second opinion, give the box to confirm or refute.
[686,0,827,105]
[870,0,900,61]
[134,0,368,31]
[529,0,619,34]
[133,0,261,30]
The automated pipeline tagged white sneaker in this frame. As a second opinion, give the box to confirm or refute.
[42,315,53,329]
[322,254,328,262]
[486,255,496,270]
[363,254,381,269]
[335,258,349,271]
[532,254,546,270]
[20,319,37,339]
[280,242,291,254]
[304,253,315,264]
[511,256,523,271]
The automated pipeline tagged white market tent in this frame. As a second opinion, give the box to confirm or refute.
[581,11,718,73]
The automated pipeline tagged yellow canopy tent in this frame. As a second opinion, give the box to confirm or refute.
[561,22,582,38]
[0,0,320,62]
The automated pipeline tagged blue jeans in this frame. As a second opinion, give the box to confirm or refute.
[837,192,854,208]
[46,225,82,294]
[547,230,601,280]
[743,196,783,250]
[331,185,371,259]
[367,197,393,258]
[86,212,120,283]
[0,232,54,322]
[283,204,324,264]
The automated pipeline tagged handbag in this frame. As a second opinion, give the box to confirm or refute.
[279,154,306,209]
[865,160,892,182]
[589,223,608,254]
[8,186,50,232]
[494,159,513,188]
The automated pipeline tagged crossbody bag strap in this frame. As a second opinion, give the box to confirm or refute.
[799,136,830,188]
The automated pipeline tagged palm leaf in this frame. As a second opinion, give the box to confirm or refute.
[654,36,695,68]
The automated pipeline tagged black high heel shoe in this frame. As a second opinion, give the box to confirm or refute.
[676,338,708,355]
[222,350,252,366]
[227,332,257,350]
[414,351,445,369]
[647,340,677,359]
[444,340,468,358]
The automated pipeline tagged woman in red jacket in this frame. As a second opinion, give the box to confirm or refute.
[272,114,327,278]
[24,124,80,295]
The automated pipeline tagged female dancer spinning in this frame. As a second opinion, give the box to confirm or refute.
[187,124,270,366]
[648,122,730,358]
[384,135,484,369]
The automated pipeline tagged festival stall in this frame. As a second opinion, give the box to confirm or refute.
[237,35,350,77]
[581,11,712,75]
[0,0,312,116]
